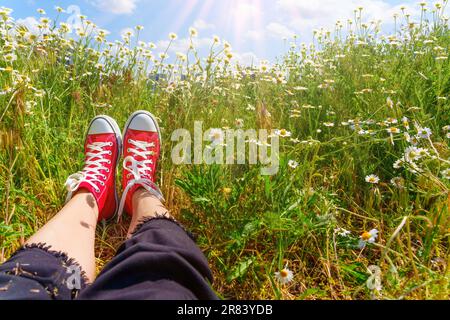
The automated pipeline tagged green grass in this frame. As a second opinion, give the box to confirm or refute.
[0,4,449,299]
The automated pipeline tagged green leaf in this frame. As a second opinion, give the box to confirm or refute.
[226,257,254,283]
[193,197,211,203]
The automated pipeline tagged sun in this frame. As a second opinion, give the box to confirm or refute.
[168,0,264,36]
[221,0,264,40]
[161,0,266,60]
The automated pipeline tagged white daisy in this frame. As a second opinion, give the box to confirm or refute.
[189,27,198,37]
[386,117,398,124]
[393,158,405,169]
[402,116,410,129]
[390,177,405,189]
[417,127,432,139]
[365,174,380,184]
[288,160,299,169]
[417,148,430,158]
[404,146,422,162]
[275,129,292,137]
[208,128,224,146]
[358,129,368,135]
[442,169,450,179]
[386,127,401,134]
[4,53,17,62]
[335,227,351,237]
[235,118,244,128]
[275,267,294,284]
[358,228,379,248]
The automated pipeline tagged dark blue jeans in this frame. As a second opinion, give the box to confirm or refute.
[0,217,218,300]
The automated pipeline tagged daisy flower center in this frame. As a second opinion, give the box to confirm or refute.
[280,269,289,278]
[361,231,372,241]
[214,133,220,139]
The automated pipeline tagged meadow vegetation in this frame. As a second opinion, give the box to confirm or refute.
[0,2,449,299]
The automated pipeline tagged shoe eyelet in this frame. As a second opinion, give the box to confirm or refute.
[108,160,111,164]
[128,139,131,143]
[109,142,113,146]
[127,148,130,152]
[108,151,112,155]
[100,182,105,186]
[95,188,100,193]
[106,168,110,172]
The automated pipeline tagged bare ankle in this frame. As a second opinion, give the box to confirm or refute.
[131,188,170,220]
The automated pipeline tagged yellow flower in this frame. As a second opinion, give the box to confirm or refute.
[222,187,232,195]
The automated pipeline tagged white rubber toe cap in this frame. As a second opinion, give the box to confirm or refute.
[88,117,115,134]
[129,113,158,132]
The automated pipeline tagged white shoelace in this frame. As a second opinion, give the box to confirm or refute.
[65,141,113,202]
[117,139,164,221]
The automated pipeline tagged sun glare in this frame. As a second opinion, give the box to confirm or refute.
[164,0,266,58]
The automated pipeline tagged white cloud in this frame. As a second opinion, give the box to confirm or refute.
[276,0,423,34]
[233,51,260,66]
[245,30,263,41]
[233,3,264,20]
[91,0,138,14]
[120,27,135,38]
[16,16,40,34]
[193,19,215,31]
[266,22,295,39]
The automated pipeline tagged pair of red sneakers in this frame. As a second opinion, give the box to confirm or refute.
[65,111,164,221]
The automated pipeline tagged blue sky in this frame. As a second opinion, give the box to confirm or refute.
[3,0,448,63]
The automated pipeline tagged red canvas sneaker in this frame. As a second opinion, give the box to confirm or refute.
[65,115,122,221]
[118,111,164,220]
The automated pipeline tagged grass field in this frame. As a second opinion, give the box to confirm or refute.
[0,3,449,299]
